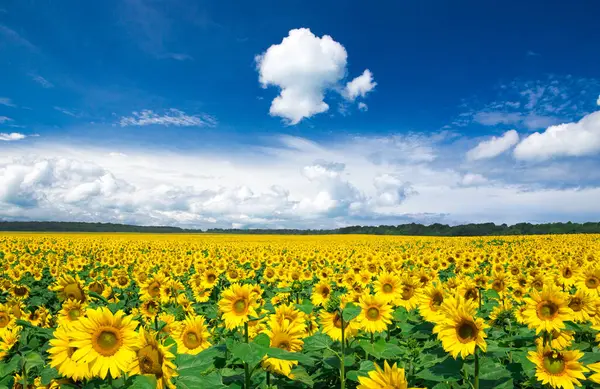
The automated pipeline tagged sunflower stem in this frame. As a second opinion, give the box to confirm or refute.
[473,349,480,389]
[244,321,251,389]
[340,308,346,389]
[266,371,271,387]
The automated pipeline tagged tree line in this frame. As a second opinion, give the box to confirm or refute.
[1,221,600,236]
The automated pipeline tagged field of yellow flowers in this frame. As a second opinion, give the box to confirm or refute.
[1,233,600,389]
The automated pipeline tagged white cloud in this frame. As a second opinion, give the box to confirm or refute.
[0,116,12,123]
[119,109,217,127]
[0,133,27,141]
[30,74,54,88]
[358,102,368,112]
[255,28,374,124]
[473,112,521,126]
[461,173,488,187]
[597,95,600,106]
[466,130,519,161]
[54,106,79,117]
[514,111,600,160]
[344,69,376,101]
[3,132,600,228]
[0,97,16,107]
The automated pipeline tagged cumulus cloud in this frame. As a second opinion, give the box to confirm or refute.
[119,109,217,127]
[358,102,368,112]
[344,69,376,101]
[255,28,375,124]
[0,133,27,141]
[597,95,600,106]
[514,111,600,160]
[466,130,519,161]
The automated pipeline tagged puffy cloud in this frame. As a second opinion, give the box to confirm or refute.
[514,111,600,160]
[344,69,376,101]
[372,174,414,206]
[461,173,488,187]
[0,133,27,141]
[256,28,375,124]
[119,109,217,127]
[358,102,368,112]
[597,95,600,106]
[466,130,519,161]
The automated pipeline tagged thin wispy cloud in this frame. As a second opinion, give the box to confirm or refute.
[30,74,54,88]
[119,109,217,127]
[0,97,16,107]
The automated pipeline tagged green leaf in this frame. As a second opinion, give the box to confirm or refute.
[39,367,59,385]
[296,301,314,315]
[127,375,157,389]
[0,356,21,378]
[324,355,355,370]
[357,338,403,359]
[253,333,270,348]
[563,321,581,332]
[289,366,314,387]
[265,347,314,366]
[346,360,375,382]
[303,333,332,352]
[231,342,268,367]
[176,371,227,389]
[23,351,44,373]
[342,303,361,322]
[176,346,224,378]
[416,357,462,382]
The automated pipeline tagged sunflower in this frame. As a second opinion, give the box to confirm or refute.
[273,303,306,328]
[140,299,161,320]
[173,315,211,354]
[218,284,260,330]
[0,304,15,330]
[202,269,220,288]
[527,346,588,389]
[566,290,597,323]
[10,284,30,299]
[589,362,600,384]
[48,325,92,381]
[577,267,600,292]
[69,307,139,379]
[433,295,487,359]
[192,286,212,303]
[357,293,393,333]
[557,262,579,288]
[522,285,572,334]
[50,275,86,302]
[319,311,358,341]
[395,276,421,311]
[311,281,333,307]
[357,360,422,389]
[374,272,401,303]
[534,330,574,351]
[262,316,305,378]
[160,278,186,305]
[0,325,20,361]
[418,284,446,323]
[57,299,87,329]
[130,328,177,389]
[139,274,167,302]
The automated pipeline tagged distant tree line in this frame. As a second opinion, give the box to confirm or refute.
[2,221,600,236]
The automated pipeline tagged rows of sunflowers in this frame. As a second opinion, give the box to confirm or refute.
[1,233,600,389]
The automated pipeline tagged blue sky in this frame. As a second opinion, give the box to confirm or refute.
[1,0,600,228]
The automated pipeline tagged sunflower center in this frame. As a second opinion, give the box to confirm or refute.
[562,268,573,278]
[92,328,122,356]
[233,299,248,314]
[118,276,128,286]
[568,298,582,312]
[278,341,291,350]
[68,309,81,320]
[492,280,504,292]
[537,301,558,320]
[148,281,161,297]
[532,280,543,290]
[89,282,104,294]
[514,290,523,298]
[542,353,566,375]
[138,345,164,375]
[456,321,477,343]
[366,307,380,320]
[321,287,330,297]
[147,301,158,313]
[13,286,27,296]
[401,286,415,300]
[0,313,8,328]
[382,283,393,293]
[464,288,478,301]
[585,276,599,289]
[67,347,76,357]
[183,330,201,349]
[333,313,344,329]
[207,274,216,283]
[432,292,444,306]
[64,283,85,302]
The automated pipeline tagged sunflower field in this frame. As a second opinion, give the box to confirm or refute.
[1,233,600,389]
